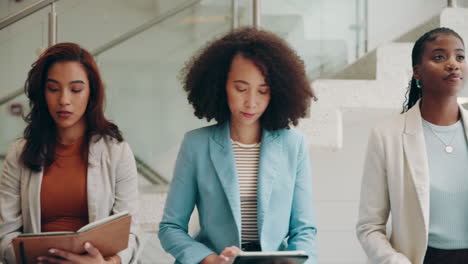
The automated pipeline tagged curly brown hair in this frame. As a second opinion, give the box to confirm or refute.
[181,27,314,131]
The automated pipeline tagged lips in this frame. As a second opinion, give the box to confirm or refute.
[242,112,255,118]
[444,73,462,81]
[57,111,72,118]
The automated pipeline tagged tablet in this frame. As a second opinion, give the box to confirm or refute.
[232,250,308,264]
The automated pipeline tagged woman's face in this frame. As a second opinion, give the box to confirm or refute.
[45,61,90,136]
[414,34,467,97]
[226,54,271,128]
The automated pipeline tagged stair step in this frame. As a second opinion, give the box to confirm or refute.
[301,7,468,149]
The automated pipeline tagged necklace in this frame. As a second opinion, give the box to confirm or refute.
[423,121,459,153]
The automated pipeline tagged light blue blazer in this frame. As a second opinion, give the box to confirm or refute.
[158,122,317,264]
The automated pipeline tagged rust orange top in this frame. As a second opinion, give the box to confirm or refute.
[40,137,89,232]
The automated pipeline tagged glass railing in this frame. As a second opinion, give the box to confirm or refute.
[260,0,367,80]
[55,0,191,52]
[455,0,468,7]
[0,0,252,185]
[95,0,237,185]
[0,6,48,158]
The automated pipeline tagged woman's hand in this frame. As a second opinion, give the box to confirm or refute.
[36,242,121,264]
[201,246,242,264]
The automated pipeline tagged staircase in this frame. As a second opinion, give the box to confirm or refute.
[297,7,468,263]
[300,8,468,149]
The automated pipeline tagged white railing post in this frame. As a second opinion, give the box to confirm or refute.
[48,2,57,46]
[253,0,260,29]
[231,0,239,30]
[448,0,458,7]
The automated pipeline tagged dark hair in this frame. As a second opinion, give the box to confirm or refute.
[402,27,464,113]
[21,42,123,172]
[181,27,315,130]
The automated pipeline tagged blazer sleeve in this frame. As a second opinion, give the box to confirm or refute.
[114,142,141,264]
[158,134,216,264]
[356,128,411,264]
[0,140,24,264]
[286,135,318,264]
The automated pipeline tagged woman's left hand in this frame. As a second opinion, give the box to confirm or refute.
[37,242,119,264]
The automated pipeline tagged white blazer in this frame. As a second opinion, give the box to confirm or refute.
[356,100,468,264]
[0,136,140,264]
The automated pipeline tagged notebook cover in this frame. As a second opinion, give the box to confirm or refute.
[13,215,131,264]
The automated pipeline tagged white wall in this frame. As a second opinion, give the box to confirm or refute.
[311,108,397,263]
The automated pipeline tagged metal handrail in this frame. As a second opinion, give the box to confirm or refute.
[92,0,201,56]
[135,156,168,185]
[0,153,168,185]
[0,152,169,187]
[0,0,202,107]
[0,0,59,30]
[0,89,24,106]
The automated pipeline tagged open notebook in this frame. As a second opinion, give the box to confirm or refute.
[13,211,131,264]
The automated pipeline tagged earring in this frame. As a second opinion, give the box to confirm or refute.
[416,79,422,89]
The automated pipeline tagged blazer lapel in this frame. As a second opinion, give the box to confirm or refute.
[86,135,103,222]
[30,170,43,232]
[458,104,468,141]
[257,129,281,240]
[403,101,430,234]
[209,123,242,235]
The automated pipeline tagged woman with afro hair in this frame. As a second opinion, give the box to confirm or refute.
[159,27,317,264]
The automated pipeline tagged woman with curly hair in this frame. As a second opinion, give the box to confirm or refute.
[159,27,317,264]
[0,43,140,264]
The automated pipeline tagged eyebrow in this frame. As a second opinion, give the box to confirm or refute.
[46,78,85,85]
[431,48,465,53]
[233,80,268,86]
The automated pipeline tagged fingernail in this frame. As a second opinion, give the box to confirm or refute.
[85,242,91,248]
[49,249,55,254]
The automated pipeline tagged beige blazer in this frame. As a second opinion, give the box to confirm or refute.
[0,135,140,264]
[356,100,468,264]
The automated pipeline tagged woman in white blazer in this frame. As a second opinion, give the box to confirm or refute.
[357,27,468,264]
[0,43,139,264]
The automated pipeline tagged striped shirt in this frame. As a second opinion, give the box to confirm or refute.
[232,139,260,243]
